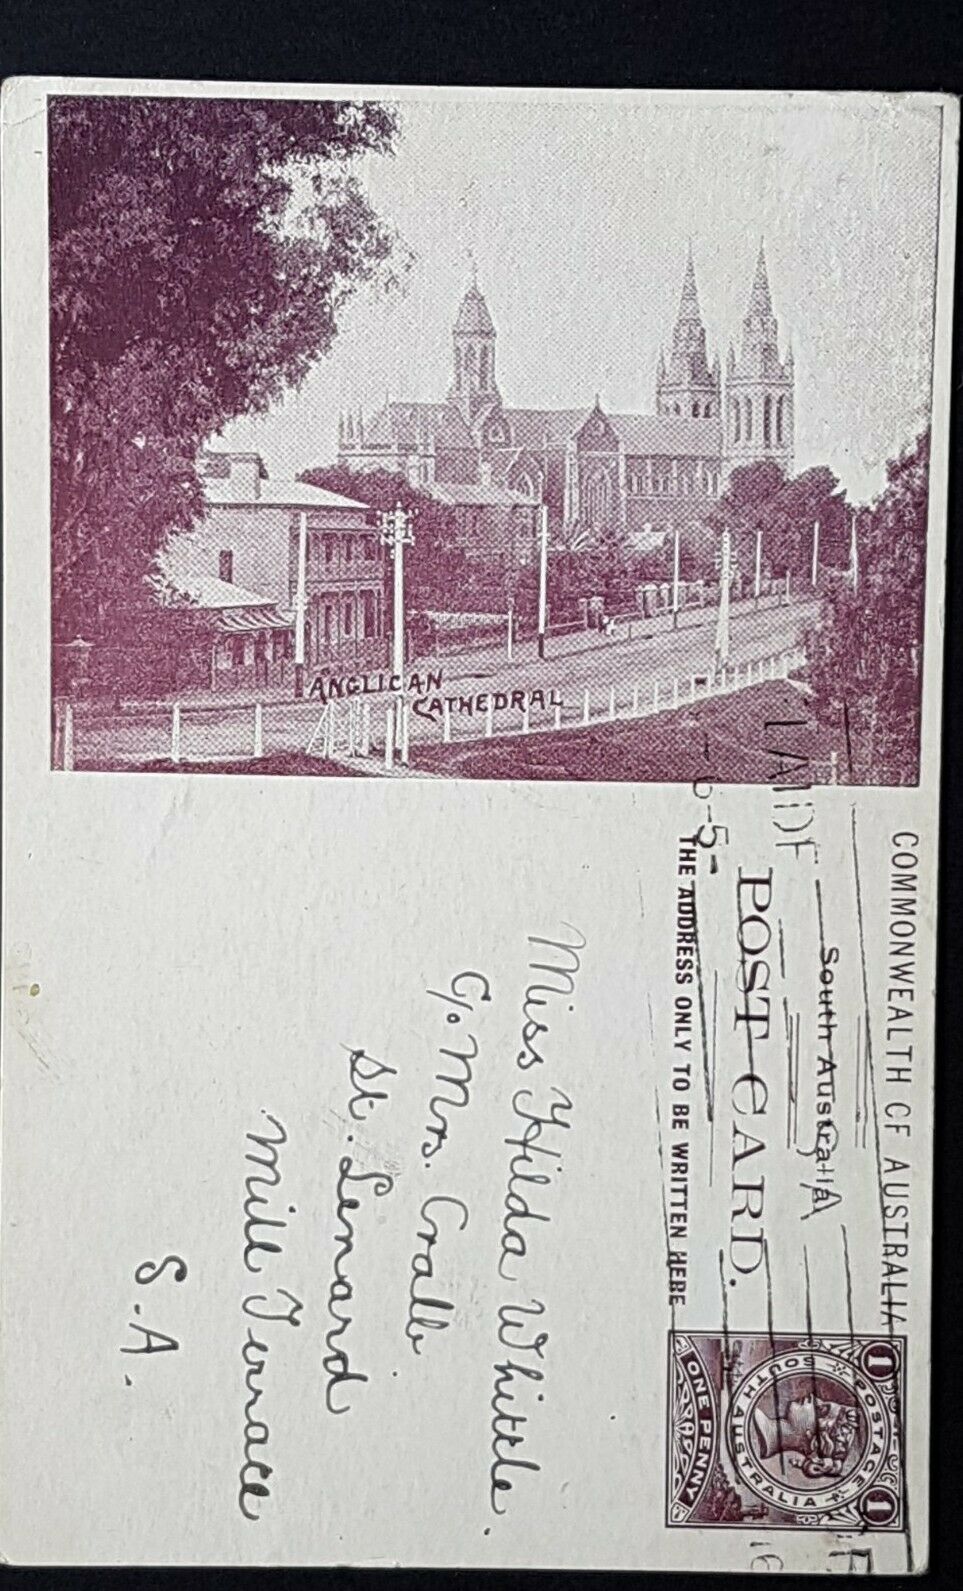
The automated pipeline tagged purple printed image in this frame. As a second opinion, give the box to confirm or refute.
[48,93,939,784]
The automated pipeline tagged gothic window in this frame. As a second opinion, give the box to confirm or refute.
[705,401,713,417]
[731,398,741,443]
[744,397,753,442]
[584,469,611,528]
[692,402,699,417]
[515,471,536,500]
[465,344,476,378]
[480,344,489,388]
[776,396,785,445]
[343,597,354,638]
[673,402,681,416]
[763,395,772,446]
[218,549,234,583]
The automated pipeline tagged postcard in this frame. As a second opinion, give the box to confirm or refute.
[1,78,956,1570]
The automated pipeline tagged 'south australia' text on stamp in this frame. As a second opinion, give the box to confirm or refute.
[667,1332,905,1530]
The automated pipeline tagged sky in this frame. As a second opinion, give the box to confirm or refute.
[220,92,945,504]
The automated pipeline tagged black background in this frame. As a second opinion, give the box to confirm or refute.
[1,2,961,1587]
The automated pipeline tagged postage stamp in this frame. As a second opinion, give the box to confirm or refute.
[44,90,942,785]
[666,1332,906,1530]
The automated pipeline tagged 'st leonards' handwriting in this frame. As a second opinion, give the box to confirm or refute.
[323,1156,394,1414]
[517,926,586,1070]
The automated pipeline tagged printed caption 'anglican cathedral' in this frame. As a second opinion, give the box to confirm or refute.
[338,243,795,544]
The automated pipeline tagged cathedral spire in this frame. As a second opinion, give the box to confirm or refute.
[656,243,718,417]
[449,268,499,421]
[677,239,702,326]
[746,239,773,320]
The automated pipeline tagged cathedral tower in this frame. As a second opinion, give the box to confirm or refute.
[448,268,501,423]
[723,241,794,479]
[656,245,720,419]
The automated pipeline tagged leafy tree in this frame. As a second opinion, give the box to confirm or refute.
[806,431,928,783]
[707,459,849,583]
[299,465,472,613]
[50,95,400,655]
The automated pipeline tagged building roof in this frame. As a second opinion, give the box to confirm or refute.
[501,406,721,458]
[430,481,531,507]
[453,281,496,337]
[610,412,721,457]
[170,573,279,610]
[363,401,477,453]
[500,407,588,448]
[354,399,721,462]
[204,477,369,510]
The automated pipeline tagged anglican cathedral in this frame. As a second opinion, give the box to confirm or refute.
[337,243,795,548]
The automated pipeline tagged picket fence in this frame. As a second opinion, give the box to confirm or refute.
[55,644,807,773]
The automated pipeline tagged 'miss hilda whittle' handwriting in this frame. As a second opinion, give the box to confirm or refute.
[489,925,585,1518]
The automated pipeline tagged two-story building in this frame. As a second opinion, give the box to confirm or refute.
[164,451,386,688]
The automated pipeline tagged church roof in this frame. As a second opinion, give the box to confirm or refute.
[501,407,588,448]
[356,399,721,462]
[363,401,476,452]
[454,282,496,337]
[431,481,531,507]
[502,406,720,458]
[611,412,721,457]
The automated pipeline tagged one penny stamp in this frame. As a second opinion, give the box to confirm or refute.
[666,1332,905,1530]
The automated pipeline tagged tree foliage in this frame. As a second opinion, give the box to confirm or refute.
[806,431,929,784]
[709,460,850,579]
[50,95,400,643]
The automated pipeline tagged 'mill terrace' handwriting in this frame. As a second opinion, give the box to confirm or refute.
[237,1111,303,1524]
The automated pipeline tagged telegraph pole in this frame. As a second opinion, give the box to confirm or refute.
[671,519,680,630]
[714,529,731,673]
[537,503,549,660]
[380,502,415,682]
[294,508,308,699]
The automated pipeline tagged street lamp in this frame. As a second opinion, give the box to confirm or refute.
[379,502,415,682]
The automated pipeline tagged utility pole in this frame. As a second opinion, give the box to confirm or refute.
[850,509,859,593]
[537,503,549,660]
[294,509,308,699]
[380,502,415,682]
[811,518,820,590]
[714,529,731,672]
[671,519,680,629]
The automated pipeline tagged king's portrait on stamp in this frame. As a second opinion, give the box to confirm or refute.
[47,91,941,785]
[667,1333,906,1531]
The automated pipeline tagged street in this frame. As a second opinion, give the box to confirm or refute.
[69,592,817,768]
